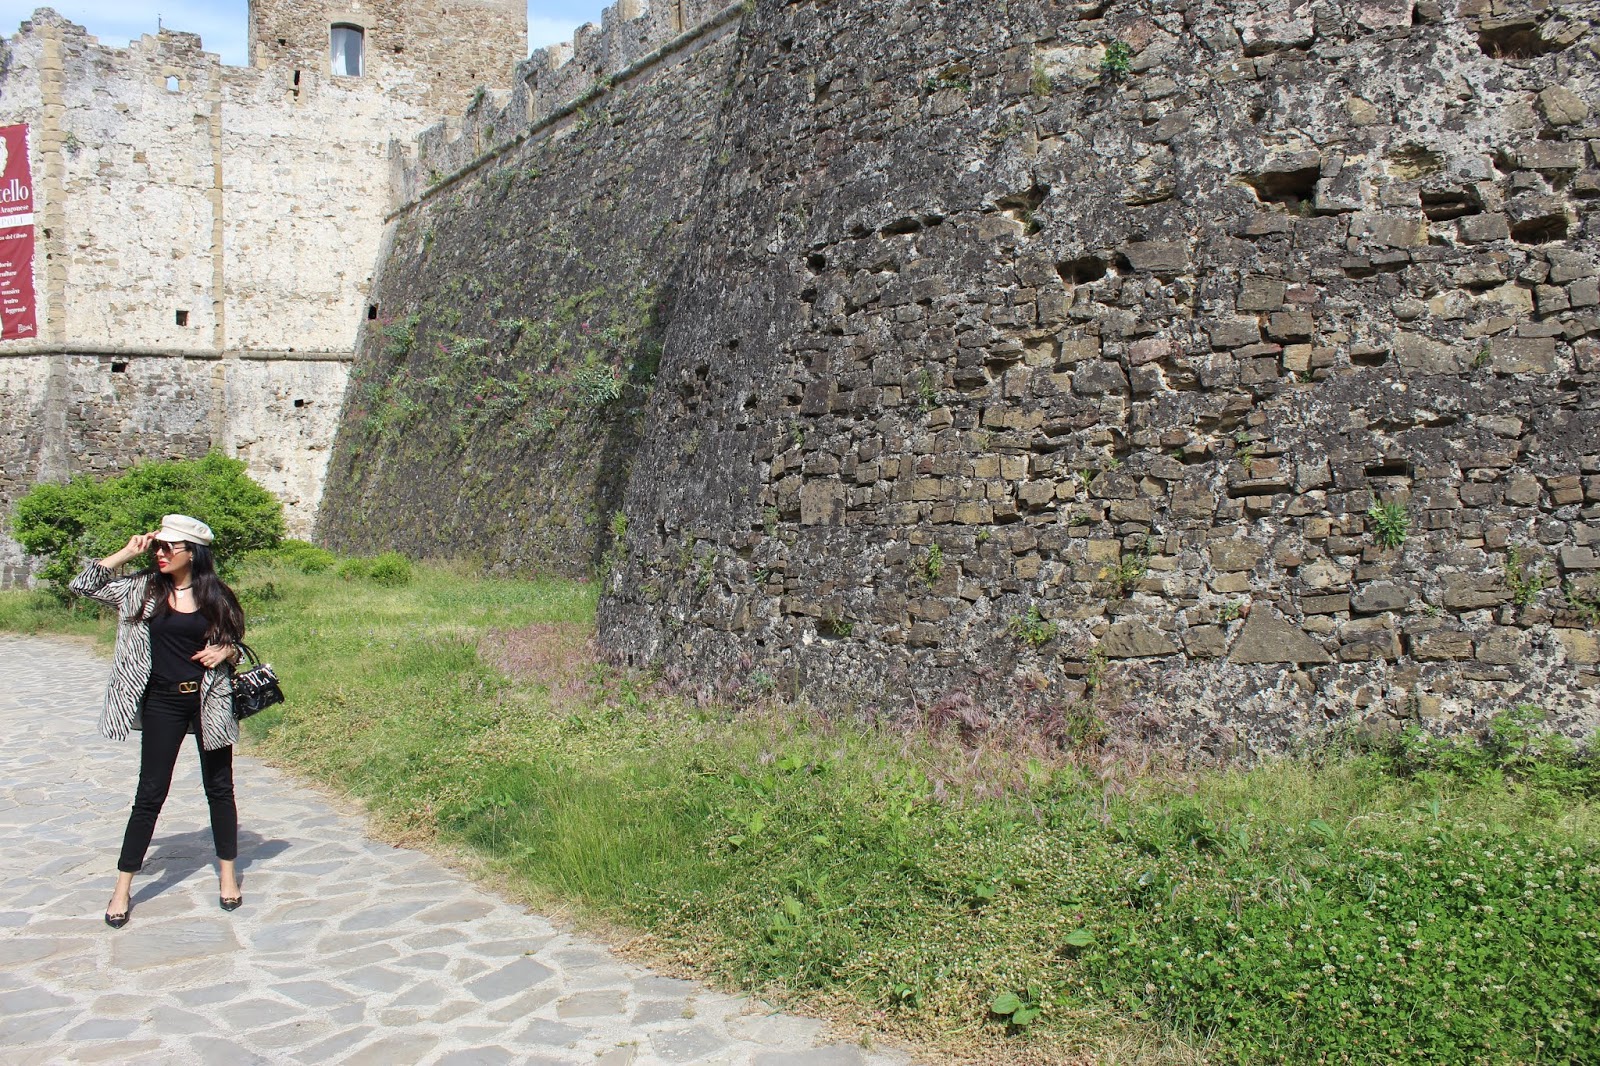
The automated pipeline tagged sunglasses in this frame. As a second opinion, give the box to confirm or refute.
[154,540,191,555]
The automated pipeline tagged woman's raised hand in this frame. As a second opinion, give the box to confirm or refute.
[100,531,156,569]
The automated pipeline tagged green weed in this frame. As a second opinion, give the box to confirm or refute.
[1504,545,1549,608]
[1366,499,1411,550]
[1100,40,1133,79]
[1007,605,1057,647]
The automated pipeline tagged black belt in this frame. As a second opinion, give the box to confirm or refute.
[149,679,202,694]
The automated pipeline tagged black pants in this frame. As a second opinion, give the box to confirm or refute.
[117,686,237,873]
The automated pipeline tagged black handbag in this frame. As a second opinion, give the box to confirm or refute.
[231,642,285,720]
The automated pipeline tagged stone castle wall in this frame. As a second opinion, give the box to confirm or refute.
[592,0,1599,750]
[317,0,1600,748]
[316,0,742,576]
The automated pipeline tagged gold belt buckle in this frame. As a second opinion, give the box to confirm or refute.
[177,681,200,694]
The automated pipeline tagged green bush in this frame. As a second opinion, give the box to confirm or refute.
[10,454,285,594]
[336,557,371,580]
[248,539,337,574]
[368,551,413,587]
[334,552,412,586]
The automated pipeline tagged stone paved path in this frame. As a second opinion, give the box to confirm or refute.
[0,634,917,1066]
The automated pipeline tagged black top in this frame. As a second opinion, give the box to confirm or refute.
[149,609,208,683]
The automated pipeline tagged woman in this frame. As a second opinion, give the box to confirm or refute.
[70,514,246,928]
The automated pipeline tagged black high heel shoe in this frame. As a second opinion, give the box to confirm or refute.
[219,895,242,912]
[105,908,129,929]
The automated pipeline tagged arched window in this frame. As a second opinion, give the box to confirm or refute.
[330,24,364,77]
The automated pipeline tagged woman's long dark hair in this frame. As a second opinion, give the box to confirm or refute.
[141,542,245,645]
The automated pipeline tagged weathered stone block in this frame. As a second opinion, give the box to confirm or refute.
[1100,621,1180,658]
[1484,340,1548,377]
[1229,611,1332,664]
[1512,142,1587,171]
[1352,211,1427,248]
[1121,241,1188,272]
[1299,558,1350,589]
[1171,481,1217,519]
[1302,593,1350,614]
[1547,476,1583,506]
[1352,582,1414,613]
[1410,628,1474,661]
[1475,628,1526,665]
[1183,625,1228,658]
[1128,338,1177,365]
[1237,277,1286,312]
[1559,629,1600,665]
[1266,311,1314,342]
[800,481,846,526]
[1457,213,1510,243]
[1548,250,1597,285]
[1395,332,1464,374]
[1339,617,1401,661]
[1353,0,1414,29]
[1440,574,1508,609]
[1559,546,1600,570]
[1207,318,1262,348]
[1538,86,1590,127]
[1209,538,1265,572]
[1072,361,1128,396]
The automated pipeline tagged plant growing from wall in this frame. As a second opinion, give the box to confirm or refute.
[922,543,945,586]
[1102,536,1151,598]
[1030,60,1053,97]
[600,510,628,580]
[924,64,973,93]
[916,369,939,413]
[1504,545,1550,608]
[380,314,420,360]
[819,611,854,639]
[1007,606,1057,647]
[1366,498,1410,549]
[1562,580,1600,628]
[570,359,624,407]
[1234,433,1257,474]
[1100,41,1133,79]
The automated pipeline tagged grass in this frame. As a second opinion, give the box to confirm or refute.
[4,560,1597,1064]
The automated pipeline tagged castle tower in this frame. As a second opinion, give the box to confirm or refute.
[246,0,527,110]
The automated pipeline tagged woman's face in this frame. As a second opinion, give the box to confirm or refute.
[154,540,192,580]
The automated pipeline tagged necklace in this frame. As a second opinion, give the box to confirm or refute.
[173,584,192,591]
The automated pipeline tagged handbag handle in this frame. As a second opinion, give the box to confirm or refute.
[234,641,263,667]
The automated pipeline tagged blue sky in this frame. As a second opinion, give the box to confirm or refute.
[0,2,607,65]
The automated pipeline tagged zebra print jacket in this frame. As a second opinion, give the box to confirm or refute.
[70,561,239,751]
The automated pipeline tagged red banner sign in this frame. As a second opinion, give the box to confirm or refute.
[0,123,38,341]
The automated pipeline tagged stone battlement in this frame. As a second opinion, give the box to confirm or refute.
[392,0,741,209]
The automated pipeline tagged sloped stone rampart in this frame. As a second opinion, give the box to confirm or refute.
[315,22,740,575]
[590,0,1600,751]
